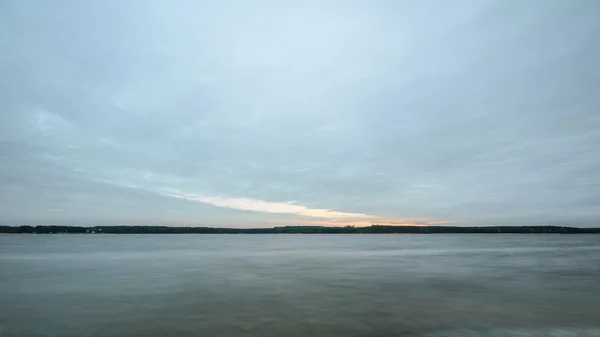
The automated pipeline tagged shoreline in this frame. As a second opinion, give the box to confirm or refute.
[2,225,599,235]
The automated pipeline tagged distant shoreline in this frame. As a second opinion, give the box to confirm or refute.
[1,225,599,234]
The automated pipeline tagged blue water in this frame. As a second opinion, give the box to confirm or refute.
[1,234,599,337]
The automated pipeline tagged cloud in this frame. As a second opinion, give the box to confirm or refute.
[30,109,71,133]
[163,192,373,220]
[1,0,600,227]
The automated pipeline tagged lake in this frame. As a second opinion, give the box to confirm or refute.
[1,234,599,337]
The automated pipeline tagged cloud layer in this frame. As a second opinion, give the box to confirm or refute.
[1,0,599,226]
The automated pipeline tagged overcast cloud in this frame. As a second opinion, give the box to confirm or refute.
[1,0,599,227]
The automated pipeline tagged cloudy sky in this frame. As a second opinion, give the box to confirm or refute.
[1,0,599,227]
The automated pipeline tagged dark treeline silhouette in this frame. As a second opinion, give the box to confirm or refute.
[1,225,599,234]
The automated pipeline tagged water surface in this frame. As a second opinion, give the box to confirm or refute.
[1,234,599,337]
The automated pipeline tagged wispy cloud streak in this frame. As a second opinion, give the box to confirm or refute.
[163,192,372,219]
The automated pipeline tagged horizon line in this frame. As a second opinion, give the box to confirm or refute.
[2,224,598,229]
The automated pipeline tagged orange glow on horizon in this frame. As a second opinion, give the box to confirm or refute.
[114,216,453,228]
[268,218,454,227]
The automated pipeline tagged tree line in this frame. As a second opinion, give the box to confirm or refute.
[0,225,598,234]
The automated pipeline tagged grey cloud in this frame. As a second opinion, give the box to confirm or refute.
[1,0,599,226]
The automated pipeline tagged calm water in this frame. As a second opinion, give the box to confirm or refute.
[1,235,599,337]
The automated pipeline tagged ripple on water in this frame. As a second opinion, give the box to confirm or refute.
[424,328,600,337]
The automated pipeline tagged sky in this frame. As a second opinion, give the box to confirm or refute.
[1,0,599,227]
